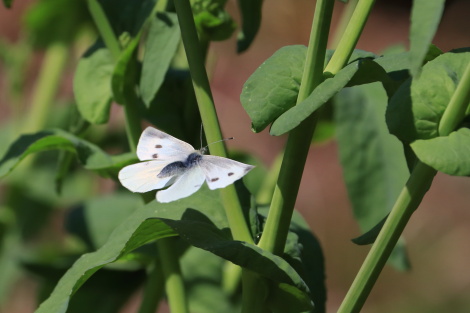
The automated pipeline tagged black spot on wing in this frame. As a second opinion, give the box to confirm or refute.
[228,172,234,176]
[155,144,163,148]
[152,153,158,159]
[210,178,219,182]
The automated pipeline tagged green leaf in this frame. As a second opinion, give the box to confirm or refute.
[236,0,262,53]
[270,59,385,136]
[240,45,307,133]
[411,128,470,176]
[35,187,308,313]
[409,0,445,77]
[387,51,470,143]
[267,283,313,313]
[74,42,114,124]
[335,83,410,270]
[0,129,116,177]
[140,12,181,106]
[111,33,141,105]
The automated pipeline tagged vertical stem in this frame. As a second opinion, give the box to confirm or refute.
[138,259,165,313]
[157,238,190,313]
[324,0,376,76]
[173,0,253,244]
[23,42,69,133]
[257,0,335,255]
[337,162,436,313]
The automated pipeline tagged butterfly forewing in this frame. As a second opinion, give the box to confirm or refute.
[118,161,174,193]
[199,155,255,190]
[136,127,195,162]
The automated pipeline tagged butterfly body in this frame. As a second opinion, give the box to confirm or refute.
[119,127,254,203]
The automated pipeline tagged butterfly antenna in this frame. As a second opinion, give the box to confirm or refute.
[199,123,204,150]
[201,137,234,154]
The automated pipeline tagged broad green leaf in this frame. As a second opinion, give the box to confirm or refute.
[35,187,308,313]
[241,45,307,133]
[161,217,310,295]
[387,51,470,143]
[268,283,314,313]
[0,129,116,177]
[411,128,470,176]
[111,33,141,105]
[74,43,114,124]
[140,12,181,106]
[270,59,385,136]
[335,83,410,270]
[237,0,262,53]
[409,0,445,77]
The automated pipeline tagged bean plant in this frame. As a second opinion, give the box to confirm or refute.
[0,0,469,312]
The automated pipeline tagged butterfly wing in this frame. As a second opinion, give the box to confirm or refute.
[156,166,206,203]
[199,155,254,190]
[119,161,174,193]
[136,127,195,162]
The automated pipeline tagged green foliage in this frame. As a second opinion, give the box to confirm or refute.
[140,12,181,106]
[236,0,263,53]
[74,43,114,124]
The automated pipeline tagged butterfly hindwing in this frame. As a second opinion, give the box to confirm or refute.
[199,155,255,190]
[156,166,206,203]
[118,161,174,193]
[136,127,195,162]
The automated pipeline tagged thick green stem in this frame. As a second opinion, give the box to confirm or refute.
[257,0,335,255]
[23,42,69,133]
[337,162,436,313]
[173,0,253,244]
[338,52,470,313]
[157,238,190,313]
[88,3,188,312]
[324,0,376,77]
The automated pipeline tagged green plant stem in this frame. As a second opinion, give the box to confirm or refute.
[337,161,436,313]
[157,238,190,313]
[87,0,121,60]
[257,0,335,255]
[23,42,69,134]
[138,259,165,313]
[338,55,470,313]
[88,3,188,312]
[438,62,470,136]
[324,0,376,77]
[173,0,253,244]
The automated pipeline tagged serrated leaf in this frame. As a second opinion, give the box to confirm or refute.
[411,128,470,176]
[240,45,307,133]
[140,12,181,106]
[335,83,410,270]
[74,43,114,124]
[271,59,386,136]
[0,129,123,178]
[387,51,470,143]
[237,0,262,53]
[409,0,446,77]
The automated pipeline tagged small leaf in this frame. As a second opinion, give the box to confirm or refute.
[240,45,307,133]
[409,0,446,77]
[111,33,141,105]
[387,51,470,143]
[236,0,263,53]
[74,42,114,124]
[335,83,410,270]
[411,128,470,176]
[0,129,115,177]
[2,0,12,8]
[140,12,181,106]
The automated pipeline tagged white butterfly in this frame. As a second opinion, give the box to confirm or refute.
[118,127,254,203]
